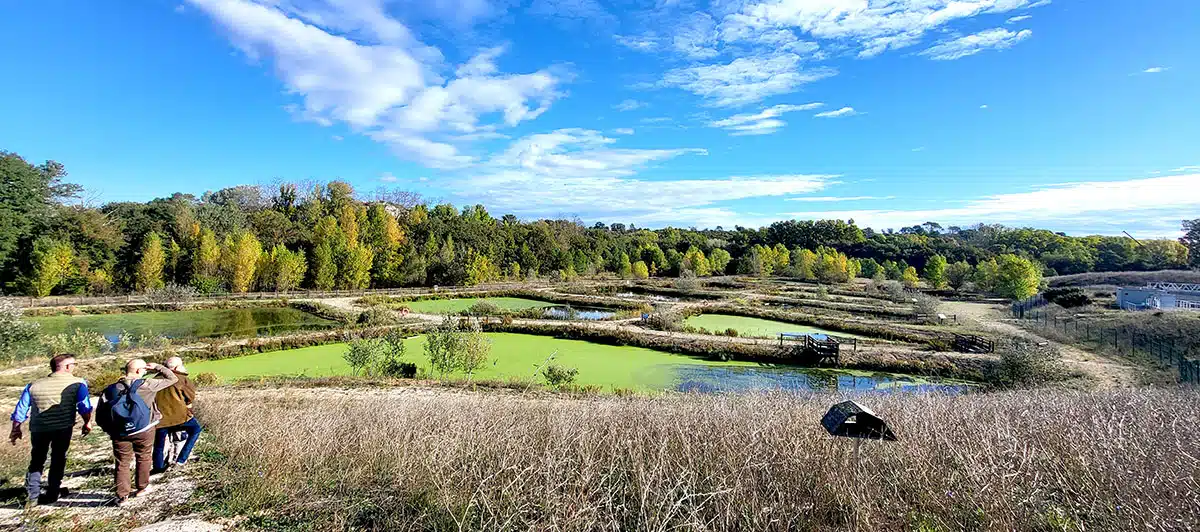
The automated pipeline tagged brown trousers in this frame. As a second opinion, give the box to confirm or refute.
[111,429,155,498]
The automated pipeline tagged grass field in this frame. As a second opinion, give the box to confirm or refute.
[31,307,335,341]
[684,313,861,339]
[402,297,555,314]
[188,333,943,392]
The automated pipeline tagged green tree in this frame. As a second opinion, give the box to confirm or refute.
[193,227,221,280]
[946,261,974,291]
[1183,219,1200,268]
[900,266,920,288]
[631,260,649,279]
[310,242,336,290]
[27,239,76,297]
[924,254,948,289]
[617,253,633,278]
[993,254,1041,300]
[708,248,732,275]
[225,232,262,293]
[364,203,403,286]
[791,248,816,279]
[682,247,710,276]
[337,242,374,290]
[0,152,79,290]
[134,232,166,292]
[465,251,500,286]
[859,258,881,279]
[974,258,1000,293]
[261,244,307,292]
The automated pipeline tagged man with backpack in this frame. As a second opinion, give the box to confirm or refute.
[8,354,93,506]
[152,356,201,473]
[96,359,177,505]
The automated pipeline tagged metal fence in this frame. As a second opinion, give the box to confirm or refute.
[1013,307,1200,383]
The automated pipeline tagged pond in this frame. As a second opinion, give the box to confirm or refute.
[402,297,555,314]
[542,306,616,320]
[685,314,861,339]
[187,333,966,393]
[31,307,337,344]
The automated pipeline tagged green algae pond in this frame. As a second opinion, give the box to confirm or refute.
[31,307,337,344]
[188,333,967,393]
[402,297,618,320]
[684,314,862,339]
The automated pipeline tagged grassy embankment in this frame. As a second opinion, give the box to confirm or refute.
[192,387,1200,531]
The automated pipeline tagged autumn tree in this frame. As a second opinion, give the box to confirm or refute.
[337,242,373,290]
[27,239,75,297]
[900,266,920,288]
[134,232,166,292]
[260,244,306,292]
[708,248,731,275]
[310,242,336,290]
[631,260,649,279]
[224,231,262,293]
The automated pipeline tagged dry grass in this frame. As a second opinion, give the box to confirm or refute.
[197,388,1200,531]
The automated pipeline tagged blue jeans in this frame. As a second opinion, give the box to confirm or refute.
[152,418,202,470]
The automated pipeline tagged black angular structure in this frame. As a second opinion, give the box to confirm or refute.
[821,400,897,441]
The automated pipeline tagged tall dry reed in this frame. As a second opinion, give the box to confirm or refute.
[198,388,1200,531]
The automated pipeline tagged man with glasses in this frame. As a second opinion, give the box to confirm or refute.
[9,354,93,506]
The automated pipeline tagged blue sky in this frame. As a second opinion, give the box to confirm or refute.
[1,0,1197,237]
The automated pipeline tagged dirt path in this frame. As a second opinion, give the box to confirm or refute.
[942,301,1141,388]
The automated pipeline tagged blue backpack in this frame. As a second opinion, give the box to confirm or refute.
[99,380,151,437]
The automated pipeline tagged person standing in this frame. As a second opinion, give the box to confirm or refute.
[96,359,176,505]
[8,354,93,506]
[152,356,201,473]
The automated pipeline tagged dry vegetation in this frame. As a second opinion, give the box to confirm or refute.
[197,388,1200,531]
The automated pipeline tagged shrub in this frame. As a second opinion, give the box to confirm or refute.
[1044,287,1091,308]
[675,270,700,291]
[879,280,907,303]
[466,300,503,316]
[0,301,41,364]
[145,283,199,306]
[724,328,739,337]
[815,285,829,300]
[542,363,579,386]
[344,338,386,376]
[357,307,397,326]
[912,294,942,318]
[642,308,685,332]
[194,372,221,386]
[992,338,1063,388]
[425,317,492,378]
[41,328,113,357]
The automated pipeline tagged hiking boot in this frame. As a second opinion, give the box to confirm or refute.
[36,493,58,505]
[149,467,168,476]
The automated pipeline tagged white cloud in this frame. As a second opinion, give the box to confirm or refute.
[814,106,857,118]
[613,99,647,112]
[1006,15,1032,24]
[188,0,565,169]
[672,12,720,59]
[614,33,661,51]
[641,116,673,124]
[659,53,836,107]
[175,4,187,13]
[708,102,823,135]
[1169,165,1200,173]
[1142,66,1168,74]
[439,128,837,225]
[722,0,1047,58]
[785,174,1200,234]
[380,172,398,182]
[921,28,1033,61]
[613,128,635,135]
[528,0,614,24]
[980,104,989,109]
[331,134,344,141]
[911,146,926,152]
[787,195,894,202]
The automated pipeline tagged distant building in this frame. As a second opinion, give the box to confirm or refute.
[1117,283,1200,311]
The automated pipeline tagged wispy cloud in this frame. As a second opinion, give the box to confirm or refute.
[1006,15,1032,24]
[785,174,1200,235]
[911,146,926,152]
[659,54,836,107]
[708,103,823,135]
[640,116,672,124]
[613,128,635,135]
[379,172,398,182]
[1142,66,1168,74]
[786,195,894,202]
[980,104,989,109]
[814,107,857,118]
[920,28,1033,61]
[613,99,647,112]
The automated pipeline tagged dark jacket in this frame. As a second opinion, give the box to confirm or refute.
[156,370,196,429]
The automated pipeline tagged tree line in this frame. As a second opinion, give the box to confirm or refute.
[1,151,1196,300]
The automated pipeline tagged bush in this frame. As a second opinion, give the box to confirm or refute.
[41,329,113,357]
[815,285,829,300]
[1044,287,1092,308]
[344,338,386,376]
[193,372,221,386]
[912,294,942,318]
[145,283,199,306]
[642,308,685,332]
[357,307,397,326]
[466,300,503,316]
[675,270,700,291]
[542,363,579,386]
[724,328,739,337]
[993,338,1063,388]
[0,301,41,364]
